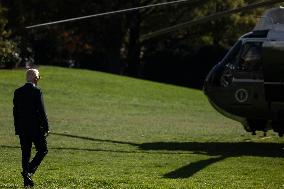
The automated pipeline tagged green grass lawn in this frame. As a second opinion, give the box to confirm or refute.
[0,66,284,189]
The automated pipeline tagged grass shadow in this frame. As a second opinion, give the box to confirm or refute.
[51,133,284,178]
[164,156,225,178]
[4,132,284,179]
[139,141,284,157]
[139,141,284,178]
[51,132,138,146]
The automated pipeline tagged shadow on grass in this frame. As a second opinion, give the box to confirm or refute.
[51,132,138,146]
[164,156,225,178]
[38,133,284,178]
[3,132,284,179]
[139,141,284,178]
[139,141,284,157]
[0,144,140,154]
[0,132,189,155]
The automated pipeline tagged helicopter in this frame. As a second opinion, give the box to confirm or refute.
[203,7,284,137]
[25,0,284,136]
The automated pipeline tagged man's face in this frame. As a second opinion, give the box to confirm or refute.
[33,72,40,84]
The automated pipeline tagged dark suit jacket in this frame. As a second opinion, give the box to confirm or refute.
[13,83,49,136]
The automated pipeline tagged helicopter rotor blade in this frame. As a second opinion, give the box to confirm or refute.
[25,0,192,29]
[141,0,284,41]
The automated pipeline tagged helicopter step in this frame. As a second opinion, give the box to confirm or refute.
[242,119,284,137]
[242,119,268,134]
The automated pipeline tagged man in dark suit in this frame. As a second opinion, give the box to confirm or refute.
[13,68,49,187]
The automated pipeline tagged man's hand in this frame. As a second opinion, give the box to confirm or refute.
[44,131,50,137]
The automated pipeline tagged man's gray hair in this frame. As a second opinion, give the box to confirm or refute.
[26,68,40,82]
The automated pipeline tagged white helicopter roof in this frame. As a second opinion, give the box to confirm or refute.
[254,7,284,31]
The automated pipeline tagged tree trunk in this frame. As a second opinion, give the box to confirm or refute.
[126,5,141,77]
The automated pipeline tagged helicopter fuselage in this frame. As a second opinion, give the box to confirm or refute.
[203,28,284,136]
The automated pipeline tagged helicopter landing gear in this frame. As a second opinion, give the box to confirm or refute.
[242,119,268,136]
[271,121,284,137]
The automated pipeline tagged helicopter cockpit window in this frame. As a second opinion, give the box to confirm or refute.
[221,40,242,65]
[238,42,262,71]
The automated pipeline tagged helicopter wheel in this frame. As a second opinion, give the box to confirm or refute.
[271,121,284,137]
[243,119,268,135]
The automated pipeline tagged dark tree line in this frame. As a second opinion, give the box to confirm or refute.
[1,0,271,88]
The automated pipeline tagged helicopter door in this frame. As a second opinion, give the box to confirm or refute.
[263,42,284,102]
[235,42,263,77]
[231,42,265,116]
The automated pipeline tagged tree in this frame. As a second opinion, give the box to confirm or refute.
[140,0,267,87]
[4,0,130,72]
[3,0,270,81]
[0,4,21,68]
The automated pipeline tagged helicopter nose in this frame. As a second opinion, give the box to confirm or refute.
[203,78,209,94]
[203,64,218,95]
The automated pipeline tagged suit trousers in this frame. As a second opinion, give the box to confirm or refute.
[19,134,48,174]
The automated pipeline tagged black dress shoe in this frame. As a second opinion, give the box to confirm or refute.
[21,172,34,187]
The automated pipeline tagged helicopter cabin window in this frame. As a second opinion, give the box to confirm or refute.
[221,40,242,65]
[238,42,263,72]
